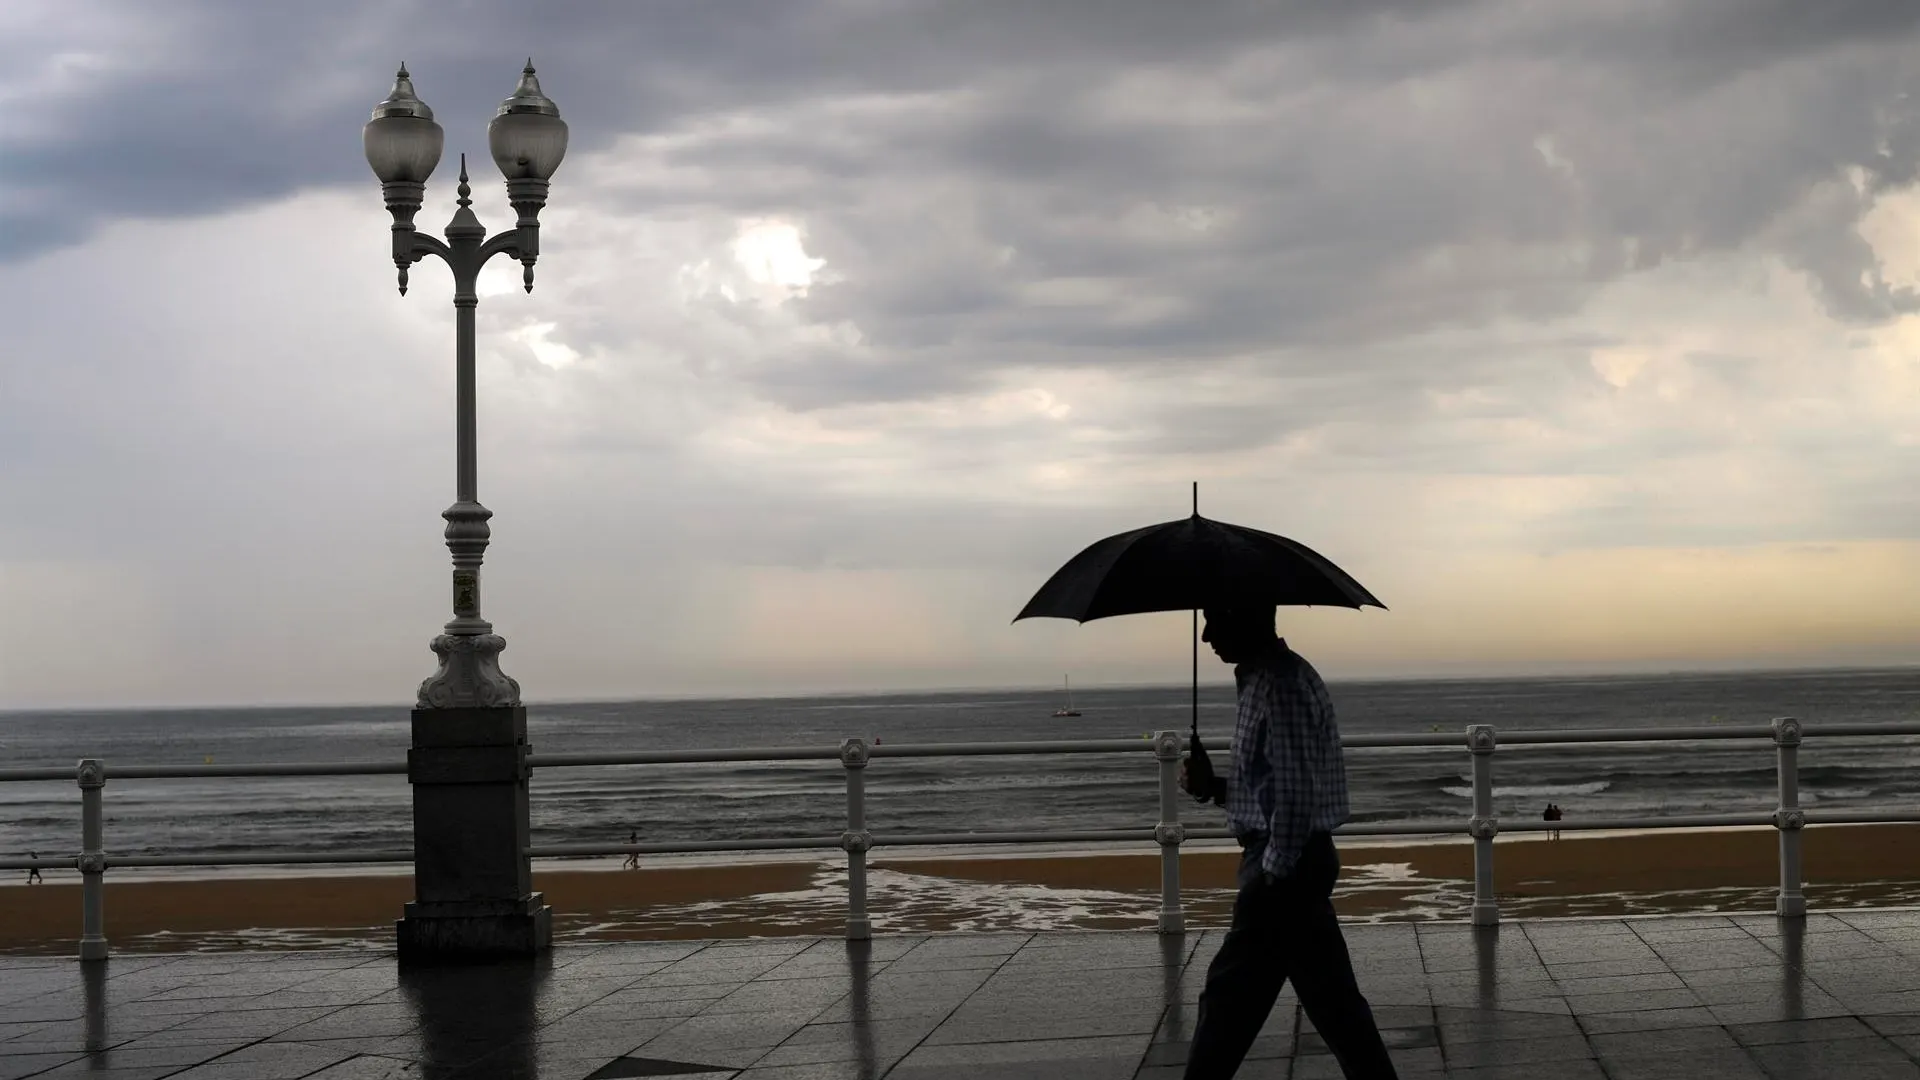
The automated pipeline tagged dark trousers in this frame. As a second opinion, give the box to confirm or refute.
[1184,832,1398,1079]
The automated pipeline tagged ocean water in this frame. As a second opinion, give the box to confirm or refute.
[2,667,1919,866]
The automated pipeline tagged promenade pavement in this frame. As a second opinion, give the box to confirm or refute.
[6,911,1920,1079]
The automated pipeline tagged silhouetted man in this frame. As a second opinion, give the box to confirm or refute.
[26,852,41,885]
[1179,605,1398,1079]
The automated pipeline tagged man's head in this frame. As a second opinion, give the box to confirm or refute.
[1201,604,1280,664]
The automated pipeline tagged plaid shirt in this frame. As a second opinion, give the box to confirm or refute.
[1225,641,1351,879]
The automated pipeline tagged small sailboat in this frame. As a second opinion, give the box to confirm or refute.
[1052,676,1081,717]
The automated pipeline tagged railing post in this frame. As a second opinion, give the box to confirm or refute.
[76,759,108,962]
[1467,725,1499,926]
[1152,730,1186,935]
[1772,717,1806,918]
[840,738,872,941]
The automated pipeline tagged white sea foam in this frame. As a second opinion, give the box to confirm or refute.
[611,865,1175,935]
[1440,780,1612,799]
[285,720,409,738]
[548,859,1483,937]
[120,926,387,952]
[1805,787,1876,802]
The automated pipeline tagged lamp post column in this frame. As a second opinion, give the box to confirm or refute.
[416,163,519,712]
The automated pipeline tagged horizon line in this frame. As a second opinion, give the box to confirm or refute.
[3,659,1915,717]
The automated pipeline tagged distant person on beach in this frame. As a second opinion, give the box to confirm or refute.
[26,852,41,885]
[1544,804,1563,841]
[1178,604,1399,1080]
[623,830,640,870]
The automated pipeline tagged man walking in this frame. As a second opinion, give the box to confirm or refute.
[1179,605,1398,1079]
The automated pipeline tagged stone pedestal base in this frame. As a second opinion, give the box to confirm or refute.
[397,896,552,961]
[398,705,550,962]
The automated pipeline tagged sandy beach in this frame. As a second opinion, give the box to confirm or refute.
[6,824,1920,954]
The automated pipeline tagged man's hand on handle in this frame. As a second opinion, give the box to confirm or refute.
[1178,761,1227,806]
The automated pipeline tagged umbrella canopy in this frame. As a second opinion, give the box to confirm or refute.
[1014,487,1384,805]
[1013,514,1385,623]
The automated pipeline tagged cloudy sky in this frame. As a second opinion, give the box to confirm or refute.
[3,0,1919,708]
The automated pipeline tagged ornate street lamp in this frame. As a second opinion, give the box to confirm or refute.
[365,62,567,960]
[364,60,567,710]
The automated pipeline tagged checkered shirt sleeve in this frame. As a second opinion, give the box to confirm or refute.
[1225,652,1352,879]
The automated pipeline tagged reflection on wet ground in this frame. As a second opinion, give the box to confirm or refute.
[8,911,1920,1078]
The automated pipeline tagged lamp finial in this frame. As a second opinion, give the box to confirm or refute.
[371,64,434,121]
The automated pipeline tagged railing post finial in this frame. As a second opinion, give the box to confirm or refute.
[1466,724,1497,755]
[1771,716,1803,747]
[839,737,871,769]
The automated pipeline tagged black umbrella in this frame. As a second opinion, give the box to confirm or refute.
[1014,483,1385,803]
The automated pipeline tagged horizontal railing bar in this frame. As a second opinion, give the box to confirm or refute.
[1497,726,1775,744]
[1802,722,1920,738]
[0,763,412,783]
[874,829,1150,845]
[1504,813,1777,830]
[1341,733,1476,748]
[0,767,76,782]
[529,748,843,768]
[105,762,408,779]
[108,851,415,867]
[530,838,846,857]
[1804,810,1920,825]
[867,740,1154,758]
[1240,723,1920,749]
[529,740,1158,769]
[0,764,407,783]
[1337,822,1471,836]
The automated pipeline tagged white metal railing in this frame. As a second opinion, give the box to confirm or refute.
[6,717,1920,960]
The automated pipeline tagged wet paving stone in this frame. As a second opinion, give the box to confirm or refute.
[5,915,1920,1077]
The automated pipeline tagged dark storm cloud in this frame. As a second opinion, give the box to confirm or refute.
[8,0,1920,418]
[1581,0,1920,85]
[0,0,1468,261]
[554,4,1913,411]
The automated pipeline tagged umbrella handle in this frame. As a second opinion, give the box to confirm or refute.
[1190,484,1200,738]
